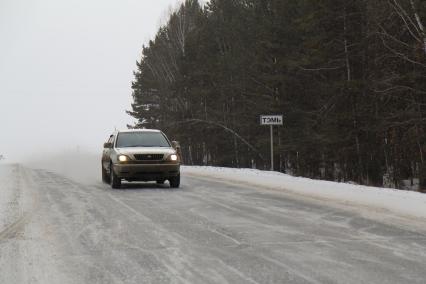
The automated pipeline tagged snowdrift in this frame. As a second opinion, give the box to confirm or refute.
[182,166,426,220]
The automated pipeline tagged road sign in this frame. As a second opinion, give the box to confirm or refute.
[260,115,283,125]
[260,115,283,171]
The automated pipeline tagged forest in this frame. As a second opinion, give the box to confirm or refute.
[128,0,426,190]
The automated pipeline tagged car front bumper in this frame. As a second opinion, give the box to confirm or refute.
[113,163,180,181]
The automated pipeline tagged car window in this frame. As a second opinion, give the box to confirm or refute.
[116,132,170,148]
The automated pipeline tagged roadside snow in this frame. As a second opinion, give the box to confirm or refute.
[182,166,426,220]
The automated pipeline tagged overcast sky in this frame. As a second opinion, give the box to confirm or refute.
[0,0,185,161]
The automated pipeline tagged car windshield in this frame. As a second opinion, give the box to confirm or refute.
[116,132,170,148]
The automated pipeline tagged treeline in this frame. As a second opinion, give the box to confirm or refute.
[129,0,426,190]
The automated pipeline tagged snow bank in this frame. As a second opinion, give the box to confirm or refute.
[182,166,426,220]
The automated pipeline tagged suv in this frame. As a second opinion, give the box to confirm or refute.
[102,129,181,189]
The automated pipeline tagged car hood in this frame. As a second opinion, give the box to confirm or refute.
[116,147,175,155]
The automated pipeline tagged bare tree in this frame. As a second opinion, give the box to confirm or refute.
[390,0,426,56]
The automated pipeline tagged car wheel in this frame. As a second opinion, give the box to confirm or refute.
[169,174,180,188]
[110,163,121,189]
[102,165,110,183]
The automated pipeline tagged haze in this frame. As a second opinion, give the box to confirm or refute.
[0,0,180,162]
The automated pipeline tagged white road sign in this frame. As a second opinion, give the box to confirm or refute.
[260,115,283,125]
[260,115,283,171]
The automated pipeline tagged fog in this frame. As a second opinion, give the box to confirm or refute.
[26,148,101,184]
[0,0,181,162]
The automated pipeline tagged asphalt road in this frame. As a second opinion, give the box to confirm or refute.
[1,164,426,284]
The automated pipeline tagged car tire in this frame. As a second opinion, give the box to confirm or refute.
[169,174,180,188]
[110,163,121,189]
[102,165,110,183]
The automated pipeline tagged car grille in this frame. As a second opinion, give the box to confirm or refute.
[133,154,164,161]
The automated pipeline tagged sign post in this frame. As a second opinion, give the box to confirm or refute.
[260,115,283,171]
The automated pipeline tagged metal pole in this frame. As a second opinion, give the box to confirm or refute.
[270,125,274,171]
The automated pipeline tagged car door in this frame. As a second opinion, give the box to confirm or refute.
[102,135,114,170]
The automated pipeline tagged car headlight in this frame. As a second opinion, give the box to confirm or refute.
[169,154,178,161]
[118,155,129,162]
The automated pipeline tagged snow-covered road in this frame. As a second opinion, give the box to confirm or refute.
[1,164,426,283]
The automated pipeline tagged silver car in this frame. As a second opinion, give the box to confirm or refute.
[102,129,181,189]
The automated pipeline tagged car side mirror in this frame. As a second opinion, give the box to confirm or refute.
[172,141,181,156]
[103,142,112,148]
[171,141,180,149]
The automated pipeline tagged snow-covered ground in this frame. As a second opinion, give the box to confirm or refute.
[0,165,16,232]
[2,162,426,283]
[21,147,426,223]
[182,166,426,221]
